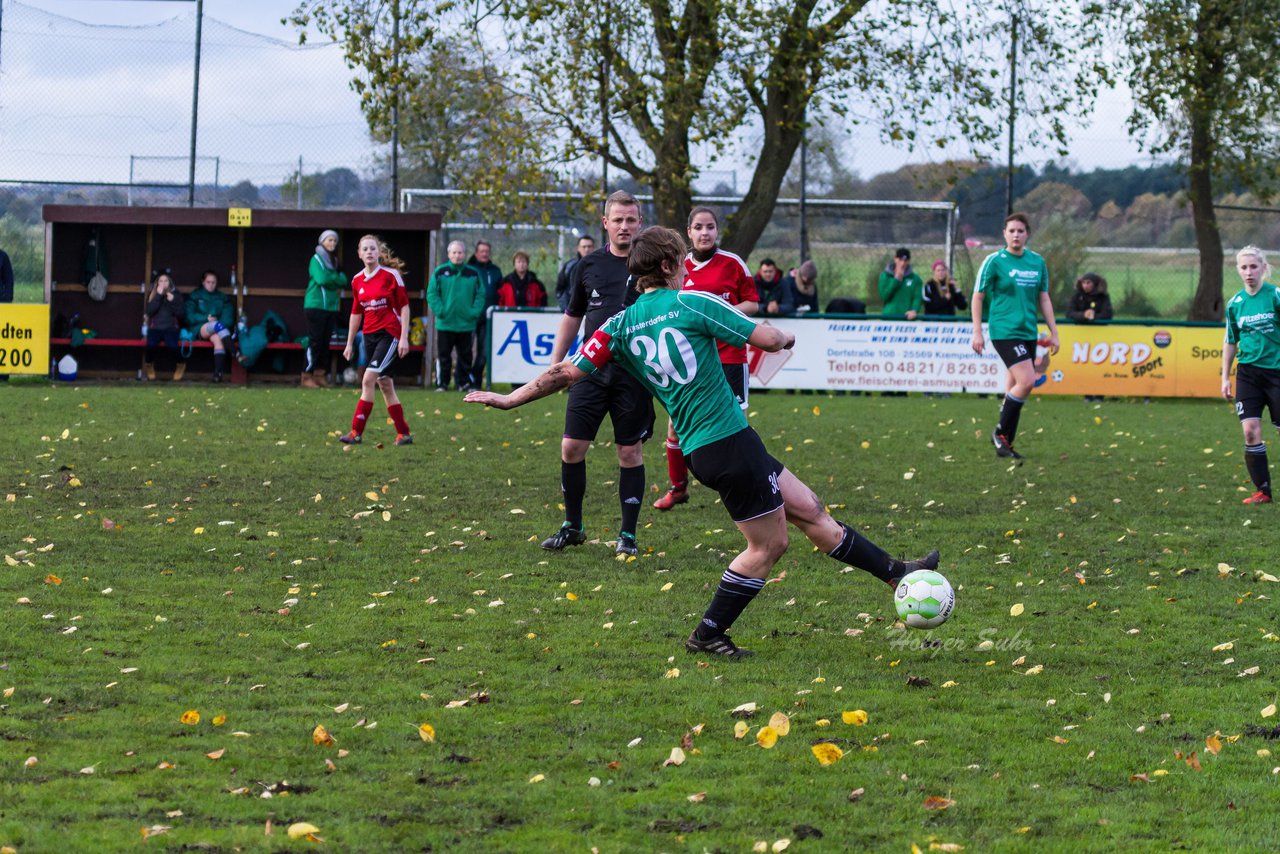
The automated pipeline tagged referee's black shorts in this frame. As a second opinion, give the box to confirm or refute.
[564,367,655,445]
[1235,362,1280,426]
[686,427,785,522]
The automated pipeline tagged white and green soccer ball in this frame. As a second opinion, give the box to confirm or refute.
[894,569,955,629]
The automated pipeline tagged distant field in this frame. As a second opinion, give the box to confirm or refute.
[796,247,1235,321]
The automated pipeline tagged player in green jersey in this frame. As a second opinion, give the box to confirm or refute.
[1221,245,1280,505]
[970,212,1061,460]
[465,226,939,658]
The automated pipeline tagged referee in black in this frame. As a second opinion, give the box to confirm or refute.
[540,190,654,557]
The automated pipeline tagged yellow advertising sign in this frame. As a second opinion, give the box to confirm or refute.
[0,304,50,375]
[1035,324,1224,398]
[227,207,252,227]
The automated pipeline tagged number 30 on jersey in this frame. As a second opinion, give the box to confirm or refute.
[629,328,697,387]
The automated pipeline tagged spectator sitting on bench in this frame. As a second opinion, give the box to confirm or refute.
[185,269,234,383]
[144,270,187,382]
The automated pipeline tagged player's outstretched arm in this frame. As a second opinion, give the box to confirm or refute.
[748,325,794,352]
[464,360,587,411]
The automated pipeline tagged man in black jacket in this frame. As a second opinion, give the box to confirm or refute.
[555,234,596,312]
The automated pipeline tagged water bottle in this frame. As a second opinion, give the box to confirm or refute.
[229,264,238,292]
[141,317,148,337]
[237,313,248,338]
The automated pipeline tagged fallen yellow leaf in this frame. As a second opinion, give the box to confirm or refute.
[312,724,335,747]
[1206,733,1223,755]
[842,709,868,726]
[664,747,687,766]
[1010,603,1024,617]
[811,743,844,765]
[768,712,791,736]
[206,748,225,760]
[755,727,778,749]
[1263,703,1277,718]
[286,822,321,840]
[923,795,955,810]
[180,709,200,725]
[418,723,436,743]
[44,574,62,586]
[211,714,226,727]
[734,721,749,739]
[528,773,546,783]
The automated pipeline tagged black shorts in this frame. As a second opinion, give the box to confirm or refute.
[363,330,398,375]
[723,362,749,410]
[1235,362,1280,426]
[992,338,1037,368]
[564,367,655,445]
[686,428,785,522]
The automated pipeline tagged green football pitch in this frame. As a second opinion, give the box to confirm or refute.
[1,384,1276,852]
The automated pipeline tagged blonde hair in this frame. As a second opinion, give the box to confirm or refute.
[1237,245,1271,279]
[359,234,407,272]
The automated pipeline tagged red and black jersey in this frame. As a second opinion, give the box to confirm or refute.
[351,266,409,337]
[683,249,758,364]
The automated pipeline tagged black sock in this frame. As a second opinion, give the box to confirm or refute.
[997,393,1026,443]
[213,351,227,376]
[1245,443,1271,494]
[828,522,902,583]
[619,464,644,537]
[561,460,586,530]
[695,569,764,640]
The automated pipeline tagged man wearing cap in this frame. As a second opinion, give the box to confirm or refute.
[304,229,347,387]
[878,247,923,320]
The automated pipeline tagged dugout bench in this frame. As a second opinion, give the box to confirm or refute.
[43,205,441,383]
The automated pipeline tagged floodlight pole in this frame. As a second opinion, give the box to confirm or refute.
[1005,15,1018,217]
[390,0,401,212]
[188,0,203,207]
[799,108,810,263]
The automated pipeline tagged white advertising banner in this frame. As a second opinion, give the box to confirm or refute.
[487,310,1010,393]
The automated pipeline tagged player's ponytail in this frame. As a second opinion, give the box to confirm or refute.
[628,227,686,292]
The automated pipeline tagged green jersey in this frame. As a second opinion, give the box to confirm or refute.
[1225,284,1280,370]
[571,288,756,454]
[975,248,1049,340]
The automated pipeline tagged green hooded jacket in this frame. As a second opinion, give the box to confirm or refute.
[185,286,234,334]
[427,263,486,333]
[305,251,347,312]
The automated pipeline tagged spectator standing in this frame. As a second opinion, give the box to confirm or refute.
[0,246,12,382]
[754,258,783,315]
[428,240,486,392]
[970,212,1060,460]
[304,229,347,388]
[1220,246,1280,505]
[555,235,596,312]
[539,190,654,558]
[879,247,923,319]
[923,259,968,316]
[143,271,187,381]
[184,270,234,383]
[1065,272,1113,323]
[497,251,548,307]
[338,235,413,446]
[654,205,759,511]
[468,240,503,388]
[464,226,940,658]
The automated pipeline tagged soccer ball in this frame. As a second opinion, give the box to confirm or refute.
[894,569,955,629]
[342,366,360,385]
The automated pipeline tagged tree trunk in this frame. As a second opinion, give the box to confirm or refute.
[1185,5,1224,323]
[650,132,694,228]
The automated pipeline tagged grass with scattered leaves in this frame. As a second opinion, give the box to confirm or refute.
[1,383,1278,852]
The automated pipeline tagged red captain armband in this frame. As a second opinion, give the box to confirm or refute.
[580,331,614,368]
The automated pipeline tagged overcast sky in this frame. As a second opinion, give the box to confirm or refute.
[0,0,1157,192]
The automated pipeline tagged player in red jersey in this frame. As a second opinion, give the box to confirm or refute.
[654,206,760,510]
[339,235,414,446]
